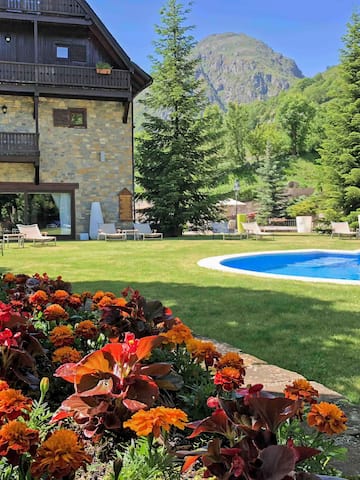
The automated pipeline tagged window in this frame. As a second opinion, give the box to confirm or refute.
[53,108,87,128]
[55,44,86,63]
[56,46,69,59]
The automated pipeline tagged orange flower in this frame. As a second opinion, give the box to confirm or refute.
[0,380,9,391]
[30,429,92,479]
[162,322,193,345]
[44,304,69,322]
[104,291,116,299]
[80,291,93,302]
[97,295,114,308]
[186,338,221,367]
[307,402,347,435]
[3,273,16,283]
[113,297,127,307]
[75,320,98,340]
[123,406,188,438]
[92,291,105,303]
[51,289,70,304]
[284,379,319,404]
[68,294,82,308]
[216,352,245,371]
[52,347,82,364]
[0,420,39,464]
[214,367,245,392]
[0,389,32,421]
[49,325,74,347]
[29,290,49,307]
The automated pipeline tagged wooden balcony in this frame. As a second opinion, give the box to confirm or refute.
[0,62,131,99]
[0,132,40,163]
[0,0,86,16]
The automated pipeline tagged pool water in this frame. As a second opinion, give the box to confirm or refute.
[198,250,360,284]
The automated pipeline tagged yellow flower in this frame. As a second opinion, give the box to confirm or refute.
[30,429,92,479]
[307,402,347,435]
[124,406,188,438]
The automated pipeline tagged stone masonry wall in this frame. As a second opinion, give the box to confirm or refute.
[0,95,133,236]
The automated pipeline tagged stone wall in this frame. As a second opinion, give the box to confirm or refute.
[0,95,134,236]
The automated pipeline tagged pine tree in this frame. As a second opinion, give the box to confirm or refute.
[319,12,360,215]
[135,0,225,236]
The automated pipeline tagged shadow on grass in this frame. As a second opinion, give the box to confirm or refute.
[68,279,360,403]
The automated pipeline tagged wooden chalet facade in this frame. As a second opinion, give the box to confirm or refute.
[0,0,151,239]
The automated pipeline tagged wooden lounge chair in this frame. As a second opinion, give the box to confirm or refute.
[16,224,57,245]
[241,222,274,240]
[331,222,357,238]
[134,223,163,240]
[97,223,126,241]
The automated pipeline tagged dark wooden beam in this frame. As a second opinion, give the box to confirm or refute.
[122,101,130,124]
[0,12,91,25]
[0,155,39,163]
[0,182,79,192]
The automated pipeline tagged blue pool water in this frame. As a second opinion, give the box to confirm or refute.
[198,250,360,284]
[220,250,360,281]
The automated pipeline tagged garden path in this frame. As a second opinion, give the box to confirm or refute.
[204,337,360,477]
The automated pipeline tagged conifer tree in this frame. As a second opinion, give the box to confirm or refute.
[136,0,225,236]
[319,12,360,214]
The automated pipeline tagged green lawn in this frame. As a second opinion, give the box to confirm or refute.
[2,234,360,403]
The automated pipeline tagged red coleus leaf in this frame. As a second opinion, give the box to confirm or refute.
[181,455,201,473]
[122,398,148,412]
[135,335,163,361]
[140,362,172,377]
[78,377,114,397]
[248,396,302,432]
[287,440,320,463]
[259,445,296,480]
[187,409,234,439]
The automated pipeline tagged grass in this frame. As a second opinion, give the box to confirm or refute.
[2,233,360,403]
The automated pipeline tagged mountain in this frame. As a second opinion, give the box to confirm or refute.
[193,33,304,109]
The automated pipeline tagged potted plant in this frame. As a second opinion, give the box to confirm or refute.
[96,62,112,74]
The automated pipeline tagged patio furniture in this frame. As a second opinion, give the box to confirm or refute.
[16,224,57,245]
[3,233,25,248]
[133,223,163,240]
[97,223,126,241]
[331,222,357,238]
[241,222,274,240]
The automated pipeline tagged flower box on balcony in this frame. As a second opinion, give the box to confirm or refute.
[96,63,112,74]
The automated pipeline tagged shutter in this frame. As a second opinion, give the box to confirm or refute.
[53,109,69,127]
[70,45,87,63]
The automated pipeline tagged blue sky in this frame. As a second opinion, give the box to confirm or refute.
[88,0,358,78]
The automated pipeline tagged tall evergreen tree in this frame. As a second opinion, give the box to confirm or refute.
[319,12,360,215]
[135,0,225,236]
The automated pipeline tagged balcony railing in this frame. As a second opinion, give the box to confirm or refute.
[0,132,39,157]
[0,62,131,91]
[0,0,86,16]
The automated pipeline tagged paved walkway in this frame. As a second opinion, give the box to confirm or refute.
[205,338,360,476]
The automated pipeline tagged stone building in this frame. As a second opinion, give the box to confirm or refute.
[0,0,151,239]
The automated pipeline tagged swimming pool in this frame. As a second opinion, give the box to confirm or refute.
[198,249,360,284]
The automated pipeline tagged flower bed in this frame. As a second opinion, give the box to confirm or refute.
[0,273,348,479]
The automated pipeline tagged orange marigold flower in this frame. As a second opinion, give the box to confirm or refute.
[307,402,347,435]
[75,320,98,340]
[284,379,319,404]
[51,290,70,304]
[0,389,32,421]
[216,352,245,371]
[80,291,93,302]
[3,273,16,283]
[92,291,105,303]
[30,429,92,479]
[214,367,245,392]
[0,380,9,391]
[0,420,39,464]
[68,294,82,308]
[52,347,82,364]
[49,325,74,347]
[162,322,193,345]
[113,297,127,307]
[123,406,188,438]
[44,304,69,322]
[104,291,116,299]
[97,295,114,308]
[28,290,49,307]
[186,338,221,367]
